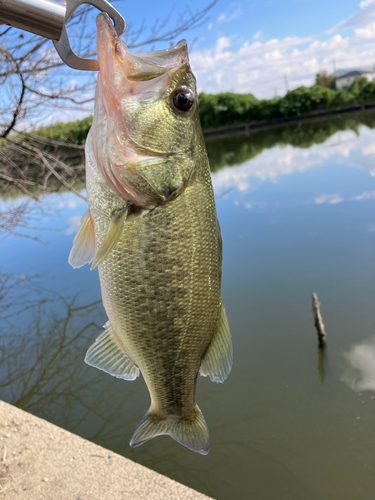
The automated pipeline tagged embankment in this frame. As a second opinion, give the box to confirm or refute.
[0,400,212,500]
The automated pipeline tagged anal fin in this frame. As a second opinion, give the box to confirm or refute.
[200,303,233,383]
[68,209,95,269]
[85,321,139,380]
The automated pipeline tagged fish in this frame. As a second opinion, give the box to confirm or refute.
[68,12,232,455]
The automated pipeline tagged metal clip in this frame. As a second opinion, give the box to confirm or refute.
[53,0,125,71]
[0,0,125,71]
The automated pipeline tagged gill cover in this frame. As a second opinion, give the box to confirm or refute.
[90,13,198,208]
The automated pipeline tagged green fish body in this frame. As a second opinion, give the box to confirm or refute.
[69,13,232,455]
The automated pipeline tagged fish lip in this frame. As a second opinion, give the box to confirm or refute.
[96,12,189,82]
[96,12,118,51]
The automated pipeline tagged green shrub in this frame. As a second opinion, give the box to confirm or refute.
[34,116,93,144]
[276,86,336,117]
[330,90,356,109]
[198,92,259,129]
[348,77,369,96]
[31,81,375,138]
[360,81,375,102]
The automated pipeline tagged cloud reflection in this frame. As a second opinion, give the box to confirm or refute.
[65,214,82,235]
[342,337,375,393]
[210,126,375,198]
[211,144,320,195]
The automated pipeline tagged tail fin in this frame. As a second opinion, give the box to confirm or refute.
[129,405,210,455]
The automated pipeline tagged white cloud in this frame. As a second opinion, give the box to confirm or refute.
[355,21,375,39]
[190,1,375,98]
[331,0,375,32]
[217,8,243,24]
[244,201,267,210]
[314,194,343,205]
[360,0,375,8]
[342,337,375,393]
[351,190,375,200]
[217,13,226,23]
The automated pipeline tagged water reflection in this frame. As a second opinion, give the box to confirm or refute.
[342,337,375,393]
[1,112,375,500]
[207,112,375,173]
[0,271,275,498]
[0,273,142,445]
[207,112,375,198]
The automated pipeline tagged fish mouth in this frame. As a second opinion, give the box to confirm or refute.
[96,13,189,83]
[91,14,193,207]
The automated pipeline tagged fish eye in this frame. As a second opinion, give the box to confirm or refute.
[172,88,194,113]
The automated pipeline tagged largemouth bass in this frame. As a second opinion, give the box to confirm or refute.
[69,13,232,455]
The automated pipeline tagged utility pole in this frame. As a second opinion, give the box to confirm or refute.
[284,74,289,92]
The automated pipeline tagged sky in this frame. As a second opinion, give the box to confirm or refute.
[113,0,375,99]
[4,0,375,127]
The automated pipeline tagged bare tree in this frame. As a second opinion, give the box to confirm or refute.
[0,2,216,202]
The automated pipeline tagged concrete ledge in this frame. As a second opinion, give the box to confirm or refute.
[0,401,213,500]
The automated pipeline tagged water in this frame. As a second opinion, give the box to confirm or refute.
[1,114,375,500]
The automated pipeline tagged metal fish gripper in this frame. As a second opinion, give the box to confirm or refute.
[0,0,125,70]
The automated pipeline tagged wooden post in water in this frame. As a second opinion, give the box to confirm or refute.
[312,293,327,347]
[317,347,326,383]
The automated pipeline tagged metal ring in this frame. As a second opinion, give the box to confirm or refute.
[53,0,125,71]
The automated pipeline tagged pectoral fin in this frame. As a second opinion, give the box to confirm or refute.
[68,209,95,269]
[91,205,129,269]
[85,321,140,380]
[200,303,233,383]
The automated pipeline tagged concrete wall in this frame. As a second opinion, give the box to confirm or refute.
[0,401,213,500]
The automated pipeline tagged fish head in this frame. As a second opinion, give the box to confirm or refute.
[90,13,203,206]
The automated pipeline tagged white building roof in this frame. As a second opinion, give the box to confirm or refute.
[333,68,372,79]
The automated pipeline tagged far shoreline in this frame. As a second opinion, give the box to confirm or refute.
[203,101,375,140]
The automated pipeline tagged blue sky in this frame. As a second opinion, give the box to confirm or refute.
[120,0,362,47]
[9,0,375,126]
[85,0,375,99]
[182,0,375,97]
